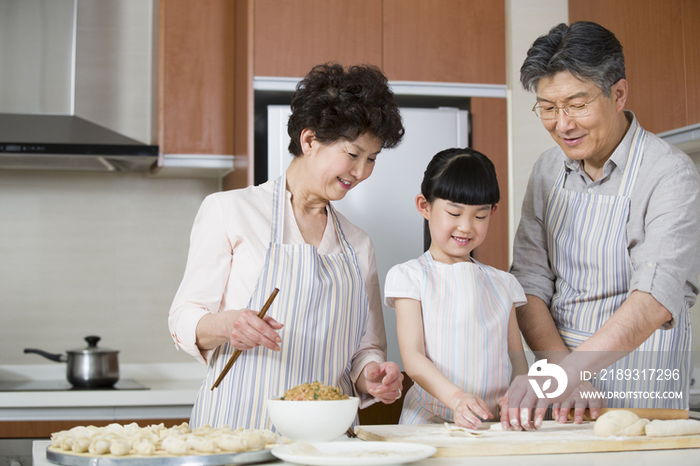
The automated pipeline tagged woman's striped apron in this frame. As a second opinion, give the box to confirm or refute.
[400,252,514,424]
[190,175,369,428]
[544,125,691,409]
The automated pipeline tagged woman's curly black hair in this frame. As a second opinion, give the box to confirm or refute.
[287,63,405,156]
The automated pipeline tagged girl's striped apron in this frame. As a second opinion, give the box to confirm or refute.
[400,252,514,424]
[544,125,691,409]
[190,175,369,428]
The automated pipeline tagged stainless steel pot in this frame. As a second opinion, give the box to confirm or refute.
[24,336,119,388]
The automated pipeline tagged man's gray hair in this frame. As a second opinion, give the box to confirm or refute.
[520,21,625,97]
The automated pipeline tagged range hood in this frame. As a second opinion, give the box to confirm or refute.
[0,0,158,172]
[0,114,158,172]
[658,123,700,159]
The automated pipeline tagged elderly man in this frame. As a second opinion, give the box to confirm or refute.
[504,21,700,430]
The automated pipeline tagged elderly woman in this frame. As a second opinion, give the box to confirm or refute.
[168,63,406,429]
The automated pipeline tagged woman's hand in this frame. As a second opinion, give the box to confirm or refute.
[451,392,493,429]
[196,309,283,352]
[359,361,404,404]
[224,309,284,351]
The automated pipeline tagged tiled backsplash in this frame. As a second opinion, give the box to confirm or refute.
[0,170,218,365]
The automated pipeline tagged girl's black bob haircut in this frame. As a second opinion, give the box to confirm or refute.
[421,147,500,206]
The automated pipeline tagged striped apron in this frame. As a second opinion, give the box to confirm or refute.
[545,125,692,409]
[400,252,514,424]
[190,176,369,428]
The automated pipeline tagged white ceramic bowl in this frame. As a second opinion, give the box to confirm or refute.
[266,396,360,442]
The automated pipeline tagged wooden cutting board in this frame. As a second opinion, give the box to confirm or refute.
[355,421,700,457]
[573,408,689,421]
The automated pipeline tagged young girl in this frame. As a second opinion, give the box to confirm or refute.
[385,147,528,428]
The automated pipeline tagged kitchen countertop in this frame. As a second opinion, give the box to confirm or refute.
[0,363,206,421]
[3,362,700,422]
[31,440,700,466]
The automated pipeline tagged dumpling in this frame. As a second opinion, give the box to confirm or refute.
[103,423,124,435]
[109,438,132,456]
[68,426,92,438]
[162,435,188,455]
[193,426,214,436]
[175,422,192,434]
[50,431,69,449]
[259,429,278,445]
[132,438,156,456]
[59,436,74,451]
[238,431,267,450]
[71,437,91,453]
[88,438,111,455]
[185,435,215,453]
[216,435,246,452]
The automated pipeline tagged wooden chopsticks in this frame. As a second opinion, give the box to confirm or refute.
[211,288,280,390]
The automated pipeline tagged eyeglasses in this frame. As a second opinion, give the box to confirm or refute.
[532,90,605,120]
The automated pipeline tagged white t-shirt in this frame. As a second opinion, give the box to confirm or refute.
[384,256,526,309]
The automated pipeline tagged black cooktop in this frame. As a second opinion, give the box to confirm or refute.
[0,379,148,391]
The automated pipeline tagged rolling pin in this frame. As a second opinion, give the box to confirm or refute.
[569,408,689,421]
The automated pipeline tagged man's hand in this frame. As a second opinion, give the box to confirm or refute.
[551,380,606,423]
[499,375,605,430]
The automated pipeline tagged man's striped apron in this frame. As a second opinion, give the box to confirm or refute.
[400,252,515,423]
[190,175,369,428]
[545,125,691,409]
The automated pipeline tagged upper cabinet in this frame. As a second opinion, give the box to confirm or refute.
[682,0,700,126]
[158,0,252,189]
[253,0,383,78]
[158,0,236,156]
[158,0,506,184]
[253,0,505,83]
[569,0,700,133]
[382,0,505,83]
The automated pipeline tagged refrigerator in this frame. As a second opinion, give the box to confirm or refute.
[267,106,470,369]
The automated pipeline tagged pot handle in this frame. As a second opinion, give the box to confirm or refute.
[24,348,66,363]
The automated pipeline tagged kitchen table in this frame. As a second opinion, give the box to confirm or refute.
[31,439,700,466]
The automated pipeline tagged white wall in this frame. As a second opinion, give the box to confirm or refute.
[0,171,219,365]
[505,0,568,255]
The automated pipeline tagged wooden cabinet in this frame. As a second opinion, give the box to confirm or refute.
[253,0,383,78]
[470,98,508,270]
[683,0,700,125]
[253,0,505,84]
[382,0,505,83]
[158,0,252,189]
[159,0,236,156]
[0,419,189,439]
[569,0,700,133]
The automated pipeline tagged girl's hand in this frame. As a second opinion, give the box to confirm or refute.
[362,361,404,404]
[222,309,284,351]
[450,392,494,429]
